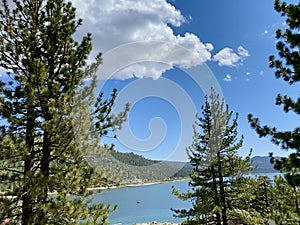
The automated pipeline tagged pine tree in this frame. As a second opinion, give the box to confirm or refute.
[270,176,300,224]
[172,90,252,225]
[248,0,300,179]
[229,175,273,224]
[0,0,127,224]
[248,0,300,222]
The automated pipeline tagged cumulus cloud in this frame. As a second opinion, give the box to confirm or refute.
[237,46,250,57]
[246,72,251,75]
[113,62,172,80]
[212,48,240,67]
[212,46,250,67]
[71,0,215,80]
[223,74,232,82]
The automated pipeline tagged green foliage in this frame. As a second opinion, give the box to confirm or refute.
[244,174,300,224]
[172,90,253,225]
[248,1,300,223]
[0,0,127,224]
[229,175,273,224]
[91,150,191,185]
[248,0,300,171]
[110,151,159,167]
[270,176,300,224]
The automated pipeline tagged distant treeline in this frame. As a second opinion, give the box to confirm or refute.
[88,150,277,185]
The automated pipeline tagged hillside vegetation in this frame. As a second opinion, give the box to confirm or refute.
[90,150,191,185]
[89,150,277,186]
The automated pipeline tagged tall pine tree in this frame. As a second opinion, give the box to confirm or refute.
[0,0,127,224]
[270,176,300,224]
[172,90,252,225]
[248,0,300,222]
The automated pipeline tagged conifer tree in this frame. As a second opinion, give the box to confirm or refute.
[172,90,252,225]
[248,0,300,221]
[229,175,274,224]
[270,176,300,224]
[0,0,127,224]
[248,0,300,179]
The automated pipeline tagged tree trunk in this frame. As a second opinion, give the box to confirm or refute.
[36,131,51,223]
[263,179,270,214]
[22,108,35,225]
[212,166,221,225]
[217,153,228,225]
[22,157,33,225]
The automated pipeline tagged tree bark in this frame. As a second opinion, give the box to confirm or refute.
[212,166,221,225]
[217,153,228,225]
[22,107,35,225]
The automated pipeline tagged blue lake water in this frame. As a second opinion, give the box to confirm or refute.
[93,173,281,225]
[93,181,191,225]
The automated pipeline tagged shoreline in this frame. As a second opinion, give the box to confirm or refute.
[134,223,179,225]
[1,178,189,196]
[88,178,189,191]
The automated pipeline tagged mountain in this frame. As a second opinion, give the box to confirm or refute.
[250,156,278,173]
[89,152,279,186]
[90,150,192,185]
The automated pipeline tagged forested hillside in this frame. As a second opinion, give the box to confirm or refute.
[0,151,277,191]
[90,150,191,185]
[88,150,278,186]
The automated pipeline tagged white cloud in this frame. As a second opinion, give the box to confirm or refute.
[212,46,250,67]
[212,48,240,67]
[223,74,232,82]
[237,46,250,57]
[71,0,215,80]
[246,72,251,75]
[113,62,172,80]
[263,30,269,35]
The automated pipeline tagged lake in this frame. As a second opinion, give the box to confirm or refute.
[93,181,191,225]
[93,173,281,225]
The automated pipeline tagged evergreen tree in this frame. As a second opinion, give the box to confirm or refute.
[270,176,300,224]
[172,90,252,225]
[248,0,300,222]
[248,0,300,179]
[0,0,127,224]
[229,175,273,224]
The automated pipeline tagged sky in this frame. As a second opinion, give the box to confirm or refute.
[67,0,300,162]
[2,0,298,162]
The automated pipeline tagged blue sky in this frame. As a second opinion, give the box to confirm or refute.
[2,0,297,162]
[71,0,298,162]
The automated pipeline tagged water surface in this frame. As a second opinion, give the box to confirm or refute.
[93,181,191,225]
[93,173,281,225]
